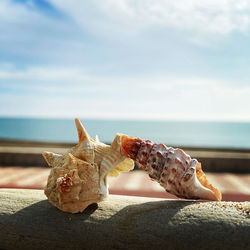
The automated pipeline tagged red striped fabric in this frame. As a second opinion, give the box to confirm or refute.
[0,167,249,201]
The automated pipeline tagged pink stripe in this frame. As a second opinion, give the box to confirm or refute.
[0,168,42,186]
[16,170,49,188]
[1,167,250,202]
[209,174,236,193]
[109,172,132,191]
[239,175,250,187]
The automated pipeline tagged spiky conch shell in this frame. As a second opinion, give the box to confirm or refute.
[43,118,134,213]
[121,135,222,201]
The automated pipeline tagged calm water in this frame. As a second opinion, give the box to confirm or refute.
[0,117,249,149]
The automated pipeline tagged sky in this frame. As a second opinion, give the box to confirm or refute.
[0,0,250,121]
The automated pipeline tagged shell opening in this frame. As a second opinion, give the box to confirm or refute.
[196,162,222,201]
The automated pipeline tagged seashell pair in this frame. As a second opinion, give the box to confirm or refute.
[43,118,221,213]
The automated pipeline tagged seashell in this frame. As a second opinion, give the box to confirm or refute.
[121,135,222,201]
[43,118,134,213]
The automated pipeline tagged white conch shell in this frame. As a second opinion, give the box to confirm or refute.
[121,135,222,201]
[43,118,134,213]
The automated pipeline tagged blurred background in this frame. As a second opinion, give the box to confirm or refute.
[0,0,249,201]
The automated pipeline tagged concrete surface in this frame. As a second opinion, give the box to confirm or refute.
[0,189,249,250]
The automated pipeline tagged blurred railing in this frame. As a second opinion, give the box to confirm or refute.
[0,138,250,173]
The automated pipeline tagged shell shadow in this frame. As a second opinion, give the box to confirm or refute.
[0,198,201,250]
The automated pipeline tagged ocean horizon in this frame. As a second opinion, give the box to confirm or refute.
[0,117,249,150]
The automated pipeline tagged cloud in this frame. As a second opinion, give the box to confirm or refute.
[0,0,86,67]
[50,0,250,38]
[0,67,86,81]
[1,66,250,121]
[2,0,248,79]
[0,1,250,121]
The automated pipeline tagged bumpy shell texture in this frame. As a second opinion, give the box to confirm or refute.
[43,118,134,213]
[121,135,222,201]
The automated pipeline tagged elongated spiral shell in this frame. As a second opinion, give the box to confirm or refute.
[121,135,221,201]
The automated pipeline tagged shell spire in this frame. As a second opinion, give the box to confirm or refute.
[121,135,222,201]
[75,118,90,144]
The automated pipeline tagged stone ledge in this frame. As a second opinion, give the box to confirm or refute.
[0,189,249,250]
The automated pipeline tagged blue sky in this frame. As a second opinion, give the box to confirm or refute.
[0,0,250,121]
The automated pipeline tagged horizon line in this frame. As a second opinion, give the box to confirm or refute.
[0,114,250,123]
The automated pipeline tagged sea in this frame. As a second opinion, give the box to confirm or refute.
[0,117,250,150]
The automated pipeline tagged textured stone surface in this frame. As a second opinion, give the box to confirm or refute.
[0,189,249,250]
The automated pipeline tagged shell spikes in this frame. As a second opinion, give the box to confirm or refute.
[43,118,134,213]
[75,118,91,144]
[121,135,222,201]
